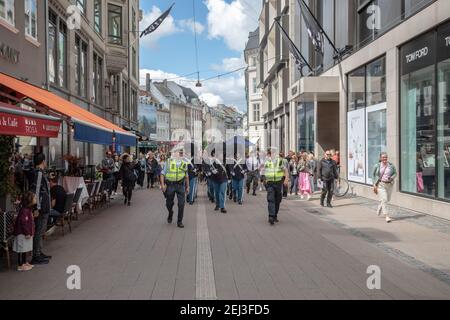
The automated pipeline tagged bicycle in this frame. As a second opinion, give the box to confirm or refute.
[334,175,350,198]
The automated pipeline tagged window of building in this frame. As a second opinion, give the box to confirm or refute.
[253,103,260,122]
[75,36,87,98]
[58,21,67,88]
[108,4,122,45]
[132,7,136,34]
[357,0,434,49]
[272,82,279,110]
[122,81,128,119]
[297,103,315,152]
[76,0,85,15]
[93,52,103,105]
[132,47,137,78]
[25,0,37,39]
[347,56,387,184]
[48,11,57,84]
[0,0,15,26]
[252,77,257,94]
[400,25,450,201]
[94,0,102,34]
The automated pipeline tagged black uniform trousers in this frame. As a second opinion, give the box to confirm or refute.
[165,181,186,223]
[266,181,283,218]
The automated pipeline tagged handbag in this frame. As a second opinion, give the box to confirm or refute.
[374,165,388,195]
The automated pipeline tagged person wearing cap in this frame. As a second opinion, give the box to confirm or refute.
[160,148,189,228]
[261,149,289,225]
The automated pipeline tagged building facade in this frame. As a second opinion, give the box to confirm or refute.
[244,27,265,151]
[45,0,140,164]
[256,0,450,219]
[258,0,291,153]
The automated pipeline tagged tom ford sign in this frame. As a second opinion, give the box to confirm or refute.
[0,41,19,64]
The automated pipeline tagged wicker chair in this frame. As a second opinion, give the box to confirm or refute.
[57,193,75,236]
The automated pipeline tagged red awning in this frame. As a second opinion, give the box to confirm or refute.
[0,103,61,138]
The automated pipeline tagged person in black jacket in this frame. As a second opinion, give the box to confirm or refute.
[30,153,52,265]
[146,152,158,189]
[119,154,137,206]
[210,150,228,213]
[227,152,247,205]
[318,150,339,208]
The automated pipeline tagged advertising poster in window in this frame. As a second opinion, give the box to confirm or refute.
[347,108,366,183]
[365,103,387,185]
[138,99,157,140]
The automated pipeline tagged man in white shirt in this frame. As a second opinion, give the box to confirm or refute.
[246,151,261,196]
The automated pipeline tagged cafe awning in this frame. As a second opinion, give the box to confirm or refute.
[0,72,136,146]
[0,102,61,138]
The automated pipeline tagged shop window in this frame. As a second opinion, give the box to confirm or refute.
[400,31,436,197]
[297,103,314,153]
[437,23,450,201]
[347,56,387,184]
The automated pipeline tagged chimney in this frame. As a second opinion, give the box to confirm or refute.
[146,73,151,92]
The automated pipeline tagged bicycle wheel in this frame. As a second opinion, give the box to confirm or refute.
[334,178,349,197]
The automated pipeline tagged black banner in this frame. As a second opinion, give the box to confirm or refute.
[437,21,450,63]
[140,3,175,38]
[400,31,435,76]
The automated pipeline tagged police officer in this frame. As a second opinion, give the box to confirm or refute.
[261,149,289,225]
[160,148,189,228]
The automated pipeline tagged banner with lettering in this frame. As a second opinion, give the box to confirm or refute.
[0,112,61,137]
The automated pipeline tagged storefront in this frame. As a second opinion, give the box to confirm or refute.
[0,72,136,170]
[400,21,450,202]
[347,56,387,185]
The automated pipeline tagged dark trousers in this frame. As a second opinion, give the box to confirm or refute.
[321,179,335,205]
[166,182,185,223]
[246,171,259,193]
[266,181,283,218]
[17,252,28,266]
[207,178,215,201]
[137,171,145,187]
[33,210,49,258]
[123,185,133,202]
[113,172,120,192]
[147,173,155,188]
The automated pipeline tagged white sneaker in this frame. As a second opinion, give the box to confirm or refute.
[386,217,392,223]
[306,194,311,201]
[300,195,304,200]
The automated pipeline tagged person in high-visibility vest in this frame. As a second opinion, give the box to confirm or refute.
[160,148,189,228]
[261,149,289,225]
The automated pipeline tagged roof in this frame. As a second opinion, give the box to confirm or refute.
[154,82,176,99]
[179,85,198,102]
[244,27,259,52]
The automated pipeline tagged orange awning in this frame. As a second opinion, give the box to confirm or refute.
[0,72,134,138]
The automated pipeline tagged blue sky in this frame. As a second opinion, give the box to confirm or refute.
[139,0,262,111]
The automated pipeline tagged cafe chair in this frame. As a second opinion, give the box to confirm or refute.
[57,193,75,237]
[0,210,15,269]
[71,187,83,220]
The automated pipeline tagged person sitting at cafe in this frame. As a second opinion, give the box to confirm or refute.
[49,177,67,226]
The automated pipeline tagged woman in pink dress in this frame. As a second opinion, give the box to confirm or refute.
[298,153,312,200]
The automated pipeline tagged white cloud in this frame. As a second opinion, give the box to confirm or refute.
[211,56,245,72]
[205,0,262,52]
[139,6,181,49]
[178,19,205,35]
[139,68,247,111]
[199,93,223,106]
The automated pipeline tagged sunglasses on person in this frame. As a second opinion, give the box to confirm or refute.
[326,153,332,156]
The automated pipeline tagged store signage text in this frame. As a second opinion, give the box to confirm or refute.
[0,41,19,64]
[0,112,60,137]
[405,47,429,64]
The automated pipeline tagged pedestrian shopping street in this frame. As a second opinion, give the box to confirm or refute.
[2,185,450,300]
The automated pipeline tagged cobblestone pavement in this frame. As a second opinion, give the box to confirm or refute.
[1,184,450,300]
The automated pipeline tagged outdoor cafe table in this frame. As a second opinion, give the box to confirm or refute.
[62,176,89,212]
